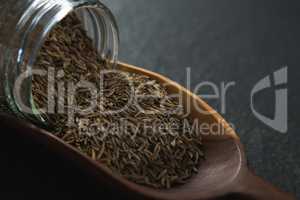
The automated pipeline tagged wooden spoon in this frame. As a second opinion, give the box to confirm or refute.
[0,62,295,200]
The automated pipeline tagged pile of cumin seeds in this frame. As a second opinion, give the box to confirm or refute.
[32,13,205,189]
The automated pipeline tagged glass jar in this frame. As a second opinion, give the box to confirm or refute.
[0,0,119,125]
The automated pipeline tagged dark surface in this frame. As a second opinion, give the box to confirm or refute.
[0,0,299,199]
[105,0,299,197]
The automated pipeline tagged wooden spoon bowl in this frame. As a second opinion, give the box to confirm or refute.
[0,62,296,200]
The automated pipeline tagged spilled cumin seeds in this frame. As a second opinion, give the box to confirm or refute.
[32,13,205,189]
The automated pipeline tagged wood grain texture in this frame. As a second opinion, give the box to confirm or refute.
[0,62,295,200]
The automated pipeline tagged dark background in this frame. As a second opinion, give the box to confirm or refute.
[0,0,299,199]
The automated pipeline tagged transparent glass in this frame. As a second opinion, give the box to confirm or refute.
[0,0,119,124]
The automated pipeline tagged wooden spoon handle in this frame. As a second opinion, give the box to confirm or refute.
[233,170,296,200]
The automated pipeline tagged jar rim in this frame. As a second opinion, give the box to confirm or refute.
[5,0,119,125]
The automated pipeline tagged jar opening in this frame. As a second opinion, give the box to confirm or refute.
[5,1,119,125]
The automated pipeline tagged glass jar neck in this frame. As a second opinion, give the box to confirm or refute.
[0,0,119,124]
